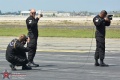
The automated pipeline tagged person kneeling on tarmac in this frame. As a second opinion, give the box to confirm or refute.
[6,34,32,70]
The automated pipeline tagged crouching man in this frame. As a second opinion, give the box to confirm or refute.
[6,34,32,70]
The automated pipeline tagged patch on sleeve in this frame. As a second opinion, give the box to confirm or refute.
[9,41,14,46]
[95,18,99,22]
[29,20,32,24]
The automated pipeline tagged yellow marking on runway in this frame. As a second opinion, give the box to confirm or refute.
[0,48,89,53]
[36,50,89,53]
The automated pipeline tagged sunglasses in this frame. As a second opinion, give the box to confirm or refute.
[32,12,36,14]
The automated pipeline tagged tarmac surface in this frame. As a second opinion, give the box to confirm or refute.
[0,37,120,80]
[0,51,120,80]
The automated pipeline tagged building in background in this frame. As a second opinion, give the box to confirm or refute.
[21,11,30,16]
[21,10,70,17]
[39,11,57,17]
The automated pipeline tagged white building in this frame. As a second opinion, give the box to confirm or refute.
[21,10,57,16]
[21,11,30,16]
[21,10,70,17]
[38,10,58,17]
[57,13,70,17]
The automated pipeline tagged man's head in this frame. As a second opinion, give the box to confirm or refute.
[19,34,28,45]
[99,10,107,18]
[30,9,36,18]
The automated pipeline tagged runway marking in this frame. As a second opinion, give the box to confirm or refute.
[32,60,94,65]
[1,48,120,53]
[37,50,89,53]
[0,49,90,53]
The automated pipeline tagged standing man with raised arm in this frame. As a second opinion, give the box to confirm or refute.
[93,10,111,67]
[26,9,43,67]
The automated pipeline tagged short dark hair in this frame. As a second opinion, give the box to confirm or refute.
[100,10,107,15]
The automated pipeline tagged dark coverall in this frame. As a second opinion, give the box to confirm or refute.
[26,16,39,62]
[6,39,29,66]
[93,15,111,60]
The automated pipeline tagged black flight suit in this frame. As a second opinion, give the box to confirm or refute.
[6,39,30,66]
[26,16,39,62]
[93,15,111,60]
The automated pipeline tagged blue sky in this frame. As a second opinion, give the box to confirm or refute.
[0,0,120,12]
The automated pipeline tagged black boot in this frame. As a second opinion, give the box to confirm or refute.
[100,59,109,67]
[22,65,32,70]
[95,59,100,66]
[9,64,16,71]
[28,62,39,67]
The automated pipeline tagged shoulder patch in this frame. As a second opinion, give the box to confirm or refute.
[9,39,17,48]
[9,41,14,46]
[29,20,32,24]
[95,18,99,22]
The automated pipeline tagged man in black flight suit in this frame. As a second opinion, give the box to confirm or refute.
[26,9,42,67]
[93,10,111,67]
[6,34,32,70]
